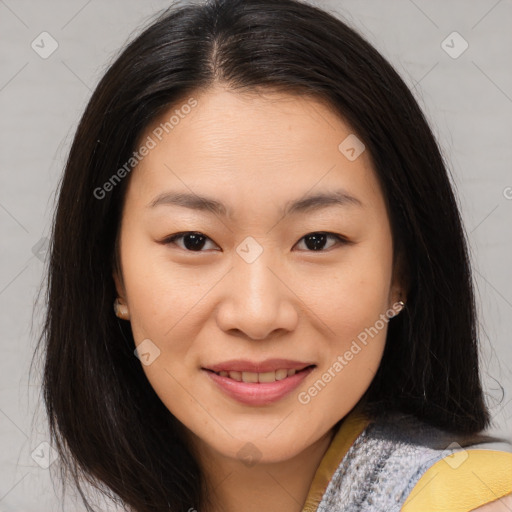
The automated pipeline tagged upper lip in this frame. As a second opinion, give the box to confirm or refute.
[204,359,314,373]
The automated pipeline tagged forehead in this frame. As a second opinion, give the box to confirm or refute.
[126,87,385,215]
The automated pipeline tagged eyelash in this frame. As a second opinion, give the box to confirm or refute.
[161,231,351,252]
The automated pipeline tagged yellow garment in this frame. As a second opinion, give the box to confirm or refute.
[402,449,512,512]
[301,405,512,512]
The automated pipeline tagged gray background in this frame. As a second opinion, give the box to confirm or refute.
[1,0,511,510]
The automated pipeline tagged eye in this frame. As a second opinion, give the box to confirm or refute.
[161,231,350,253]
[294,232,348,252]
[163,231,219,252]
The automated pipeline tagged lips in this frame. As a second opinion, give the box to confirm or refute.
[203,359,315,392]
[203,362,316,405]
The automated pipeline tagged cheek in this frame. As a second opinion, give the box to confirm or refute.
[120,244,204,418]
[314,238,393,381]
[302,265,391,421]
[120,236,197,349]
[319,250,393,333]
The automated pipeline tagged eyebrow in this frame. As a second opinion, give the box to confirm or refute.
[147,189,363,218]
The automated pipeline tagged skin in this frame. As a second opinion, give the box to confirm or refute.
[113,85,404,512]
[470,494,512,512]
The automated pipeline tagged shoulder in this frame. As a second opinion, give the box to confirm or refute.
[371,411,512,512]
[401,445,512,512]
[316,409,512,512]
[370,411,512,511]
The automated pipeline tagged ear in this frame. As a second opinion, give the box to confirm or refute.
[112,268,130,320]
[389,245,409,307]
[112,236,126,300]
[113,268,125,300]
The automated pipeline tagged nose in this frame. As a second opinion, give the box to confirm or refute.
[215,250,299,341]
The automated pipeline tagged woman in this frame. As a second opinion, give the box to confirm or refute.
[34,0,512,510]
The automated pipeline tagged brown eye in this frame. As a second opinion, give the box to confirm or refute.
[164,232,218,252]
[162,231,349,253]
[295,232,348,251]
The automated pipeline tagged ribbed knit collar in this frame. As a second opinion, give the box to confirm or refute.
[301,403,372,512]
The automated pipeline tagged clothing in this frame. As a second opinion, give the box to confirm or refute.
[301,404,512,512]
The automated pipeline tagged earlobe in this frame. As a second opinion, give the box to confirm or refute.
[390,250,409,316]
[388,285,407,316]
[113,297,130,320]
[112,265,130,320]
[394,299,406,315]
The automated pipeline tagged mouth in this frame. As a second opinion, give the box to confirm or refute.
[203,365,316,383]
[201,361,317,405]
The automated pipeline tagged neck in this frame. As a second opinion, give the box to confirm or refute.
[194,427,336,512]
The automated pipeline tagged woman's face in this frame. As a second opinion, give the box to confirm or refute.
[114,86,403,464]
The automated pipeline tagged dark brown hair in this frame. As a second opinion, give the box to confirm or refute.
[33,0,490,510]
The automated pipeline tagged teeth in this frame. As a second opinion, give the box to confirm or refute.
[216,368,306,382]
[229,371,242,382]
[242,372,259,383]
[275,369,288,380]
[258,371,276,383]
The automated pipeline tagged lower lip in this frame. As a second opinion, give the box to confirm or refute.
[203,366,315,406]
